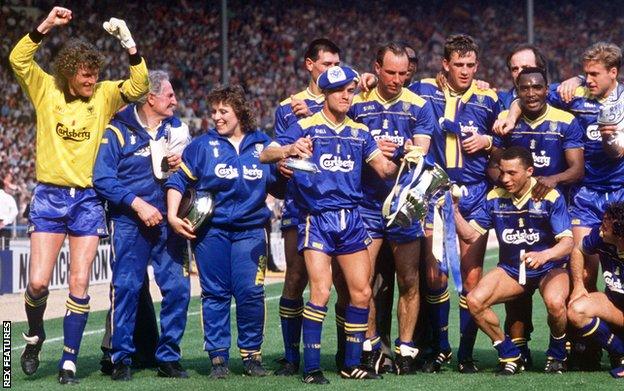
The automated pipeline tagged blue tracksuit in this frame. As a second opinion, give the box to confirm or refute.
[166,129,278,361]
[93,104,190,365]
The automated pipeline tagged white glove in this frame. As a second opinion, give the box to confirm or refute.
[103,17,135,49]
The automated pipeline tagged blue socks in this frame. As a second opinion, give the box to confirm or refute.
[343,305,368,368]
[493,336,522,362]
[458,290,478,361]
[580,317,624,356]
[59,294,90,369]
[302,302,327,373]
[426,286,451,352]
[279,297,304,365]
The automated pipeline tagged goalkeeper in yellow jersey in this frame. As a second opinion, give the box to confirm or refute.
[9,5,148,385]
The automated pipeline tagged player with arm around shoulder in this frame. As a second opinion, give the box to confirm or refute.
[260,66,399,384]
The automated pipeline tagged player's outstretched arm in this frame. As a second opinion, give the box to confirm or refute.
[37,6,72,34]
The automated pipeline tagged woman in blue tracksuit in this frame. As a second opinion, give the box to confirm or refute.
[166,85,279,379]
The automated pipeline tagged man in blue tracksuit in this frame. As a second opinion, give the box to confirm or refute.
[93,70,191,381]
[166,85,282,378]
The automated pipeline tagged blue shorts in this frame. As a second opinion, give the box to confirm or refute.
[359,206,423,243]
[570,186,624,229]
[280,198,300,230]
[298,208,372,256]
[499,262,567,293]
[28,183,108,237]
[425,181,488,229]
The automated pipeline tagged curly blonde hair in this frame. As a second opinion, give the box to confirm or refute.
[52,38,104,91]
[207,85,257,132]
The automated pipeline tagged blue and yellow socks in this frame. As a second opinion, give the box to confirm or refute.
[279,296,304,365]
[302,302,327,373]
[59,294,90,369]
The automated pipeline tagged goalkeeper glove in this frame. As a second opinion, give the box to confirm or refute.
[103,17,136,49]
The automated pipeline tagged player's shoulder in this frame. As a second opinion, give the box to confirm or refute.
[473,86,499,103]
[345,117,369,132]
[279,89,308,107]
[486,186,511,201]
[399,88,428,107]
[298,111,324,129]
[544,105,576,125]
[541,187,563,204]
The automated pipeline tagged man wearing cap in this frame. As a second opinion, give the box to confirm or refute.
[349,42,435,374]
[272,39,380,376]
[261,65,401,384]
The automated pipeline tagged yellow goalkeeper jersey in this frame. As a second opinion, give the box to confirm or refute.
[9,33,149,188]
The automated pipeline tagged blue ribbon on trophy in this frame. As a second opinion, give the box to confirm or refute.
[436,191,462,292]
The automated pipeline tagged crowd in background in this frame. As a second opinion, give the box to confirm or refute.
[2,0,624,225]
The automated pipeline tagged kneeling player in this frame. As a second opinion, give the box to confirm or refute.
[454,146,573,375]
[567,202,624,378]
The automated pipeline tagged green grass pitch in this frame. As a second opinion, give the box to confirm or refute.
[8,249,619,390]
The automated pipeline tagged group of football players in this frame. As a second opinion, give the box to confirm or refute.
[11,4,624,386]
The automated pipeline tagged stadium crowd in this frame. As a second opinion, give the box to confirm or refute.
[3,0,624,223]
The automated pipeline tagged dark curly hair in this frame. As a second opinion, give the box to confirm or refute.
[207,85,257,132]
[444,34,479,61]
[53,38,104,91]
[605,202,624,238]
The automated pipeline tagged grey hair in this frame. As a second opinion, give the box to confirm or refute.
[137,70,170,105]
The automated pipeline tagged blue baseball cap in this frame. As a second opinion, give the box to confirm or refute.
[317,66,360,91]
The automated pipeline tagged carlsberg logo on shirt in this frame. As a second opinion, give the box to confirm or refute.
[319,154,355,172]
[604,271,624,294]
[532,151,551,168]
[243,164,263,180]
[215,163,239,179]
[502,228,540,245]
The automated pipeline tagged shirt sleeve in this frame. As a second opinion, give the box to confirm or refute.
[412,100,435,138]
[580,227,601,255]
[468,200,493,235]
[166,138,201,193]
[274,104,291,138]
[275,122,304,146]
[362,127,381,162]
[93,127,137,207]
[562,117,585,150]
[549,192,573,239]
[547,83,570,110]
[9,33,54,107]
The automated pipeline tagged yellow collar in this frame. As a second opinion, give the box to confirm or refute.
[511,178,537,209]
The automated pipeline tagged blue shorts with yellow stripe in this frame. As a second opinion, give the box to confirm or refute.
[298,208,372,256]
[359,205,423,243]
[425,181,488,230]
[280,197,300,230]
[28,183,108,237]
[570,186,624,229]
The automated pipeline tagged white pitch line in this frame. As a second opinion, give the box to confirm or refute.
[11,292,291,352]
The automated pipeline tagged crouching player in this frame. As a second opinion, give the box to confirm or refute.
[261,66,399,384]
[454,146,573,375]
[567,202,624,378]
